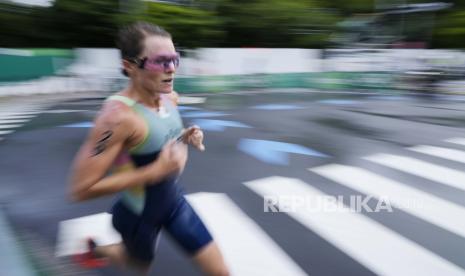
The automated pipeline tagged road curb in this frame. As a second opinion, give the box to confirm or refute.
[0,209,36,275]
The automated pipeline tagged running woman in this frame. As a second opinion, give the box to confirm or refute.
[68,21,229,276]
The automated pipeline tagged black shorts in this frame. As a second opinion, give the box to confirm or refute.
[111,196,213,263]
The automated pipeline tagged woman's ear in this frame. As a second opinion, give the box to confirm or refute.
[122,59,134,77]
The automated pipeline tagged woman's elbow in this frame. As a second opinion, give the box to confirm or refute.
[68,183,90,202]
[68,189,85,202]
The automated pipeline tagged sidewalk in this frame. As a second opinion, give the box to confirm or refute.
[1,73,464,99]
[0,76,126,98]
[0,209,36,276]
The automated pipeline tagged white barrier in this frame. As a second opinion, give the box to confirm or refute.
[0,48,124,97]
[179,48,322,76]
[323,49,465,72]
[61,48,121,77]
[2,47,465,96]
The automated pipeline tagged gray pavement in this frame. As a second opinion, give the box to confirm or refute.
[1,89,465,275]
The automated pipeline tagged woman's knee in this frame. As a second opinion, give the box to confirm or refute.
[192,242,229,276]
[208,265,230,276]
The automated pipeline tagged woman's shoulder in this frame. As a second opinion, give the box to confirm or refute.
[98,95,138,126]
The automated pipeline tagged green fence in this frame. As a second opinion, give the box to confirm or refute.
[0,49,74,82]
[174,72,396,93]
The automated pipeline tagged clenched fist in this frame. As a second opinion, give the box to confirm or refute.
[182,125,205,151]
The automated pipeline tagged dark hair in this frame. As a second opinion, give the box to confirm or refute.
[117,21,172,76]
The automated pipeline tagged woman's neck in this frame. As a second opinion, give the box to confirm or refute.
[122,83,162,109]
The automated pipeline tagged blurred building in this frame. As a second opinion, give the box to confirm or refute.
[333,2,452,49]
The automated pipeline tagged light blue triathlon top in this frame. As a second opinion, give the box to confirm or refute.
[108,94,184,215]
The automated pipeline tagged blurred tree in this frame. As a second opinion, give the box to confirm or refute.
[0,0,464,49]
[215,0,340,47]
[327,0,374,14]
[118,1,225,48]
[46,0,122,47]
[0,2,41,47]
[433,9,465,48]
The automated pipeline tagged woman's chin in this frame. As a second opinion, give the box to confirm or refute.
[151,87,171,94]
[160,85,173,94]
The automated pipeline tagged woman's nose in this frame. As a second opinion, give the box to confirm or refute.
[165,61,176,72]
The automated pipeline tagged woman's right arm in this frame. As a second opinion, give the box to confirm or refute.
[68,103,185,202]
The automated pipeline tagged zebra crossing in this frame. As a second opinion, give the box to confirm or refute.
[0,99,49,141]
[186,137,465,276]
[311,164,465,239]
[364,154,465,191]
[186,193,307,276]
[445,138,465,146]
[409,145,465,164]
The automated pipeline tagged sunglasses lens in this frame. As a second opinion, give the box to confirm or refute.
[172,57,180,68]
[143,54,180,71]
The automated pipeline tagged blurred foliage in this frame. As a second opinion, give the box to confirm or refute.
[0,0,121,47]
[48,0,121,47]
[118,2,225,48]
[0,0,464,48]
[327,0,374,14]
[215,0,340,47]
[433,10,465,48]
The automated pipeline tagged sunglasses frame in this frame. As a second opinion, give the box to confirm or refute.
[130,53,180,72]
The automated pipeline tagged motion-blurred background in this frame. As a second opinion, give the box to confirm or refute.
[1,0,465,95]
[2,1,465,276]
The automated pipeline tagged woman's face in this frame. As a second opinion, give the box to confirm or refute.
[133,35,178,95]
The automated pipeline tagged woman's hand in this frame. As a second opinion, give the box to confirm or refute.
[147,140,188,182]
[182,125,205,151]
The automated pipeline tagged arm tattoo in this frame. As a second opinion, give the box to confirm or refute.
[92,130,113,156]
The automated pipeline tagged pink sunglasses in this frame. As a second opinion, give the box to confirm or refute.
[131,53,180,72]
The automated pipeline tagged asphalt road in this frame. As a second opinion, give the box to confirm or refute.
[1,89,465,276]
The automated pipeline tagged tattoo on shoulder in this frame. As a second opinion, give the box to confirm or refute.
[92,130,113,156]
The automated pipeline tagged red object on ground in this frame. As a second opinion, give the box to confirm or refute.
[72,238,109,269]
